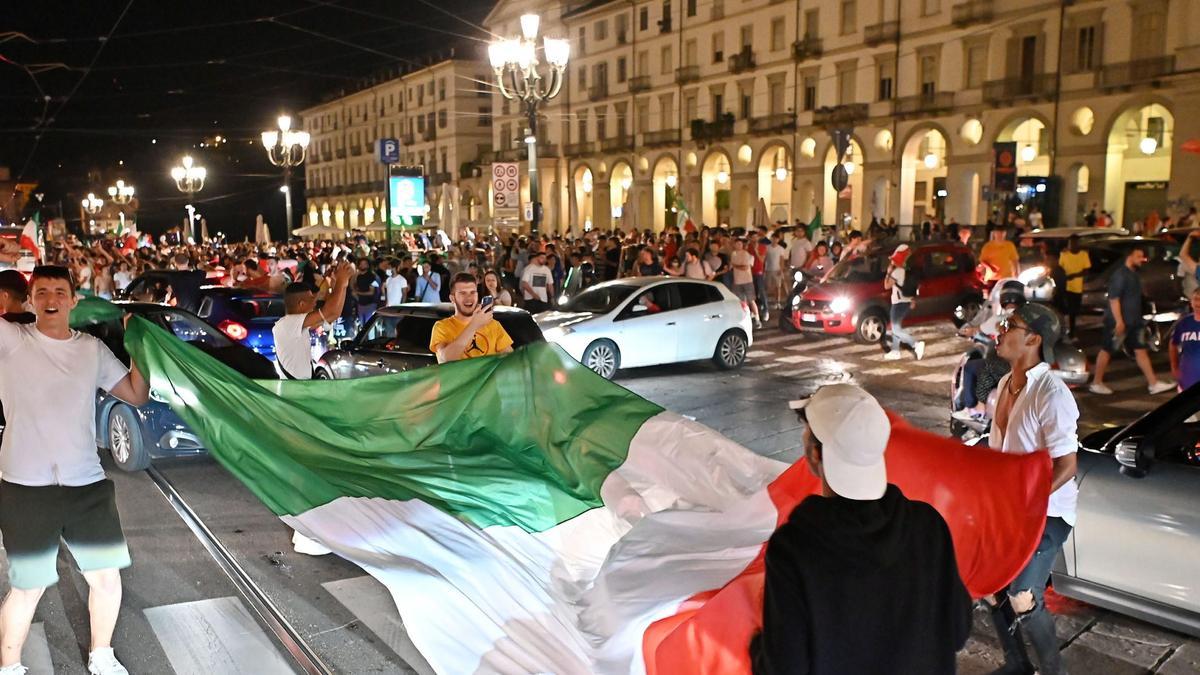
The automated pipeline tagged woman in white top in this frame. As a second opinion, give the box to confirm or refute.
[483,270,513,306]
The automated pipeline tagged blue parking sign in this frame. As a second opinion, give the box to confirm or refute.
[378,138,400,164]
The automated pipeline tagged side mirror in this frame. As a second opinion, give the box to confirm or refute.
[340,339,355,350]
[1115,436,1153,478]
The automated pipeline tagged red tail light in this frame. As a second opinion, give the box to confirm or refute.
[218,319,249,341]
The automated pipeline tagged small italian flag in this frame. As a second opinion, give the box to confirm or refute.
[20,215,40,261]
[121,317,1050,675]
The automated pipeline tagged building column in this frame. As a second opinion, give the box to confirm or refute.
[1169,84,1200,215]
[594,182,612,232]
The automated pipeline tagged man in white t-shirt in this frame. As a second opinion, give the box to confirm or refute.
[881,245,925,361]
[273,261,353,381]
[384,259,409,306]
[788,228,815,270]
[985,303,1077,675]
[520,250,554,314]
[765,232,788,307]
[0,265,150,675]
[730,238,761,329]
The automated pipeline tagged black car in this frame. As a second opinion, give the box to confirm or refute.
[194,286,286,360]
[315,303,545,379]
[85,301,276,471]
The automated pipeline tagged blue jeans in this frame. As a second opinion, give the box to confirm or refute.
[959,359,985,409]
[889,302,917,352]
[991,516,1073,675]
[357,303,377,327]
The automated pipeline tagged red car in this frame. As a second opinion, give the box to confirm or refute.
[790,242,985,343]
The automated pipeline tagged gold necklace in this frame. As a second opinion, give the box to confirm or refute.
[1007,377,1024,396]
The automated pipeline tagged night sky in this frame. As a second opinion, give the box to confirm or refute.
[1,0,492,240]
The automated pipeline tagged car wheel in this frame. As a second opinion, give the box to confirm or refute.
[108,404,151,471]
[713,330,748,370]
[854,311,887,344]
[953,297,983,328]
[314,367,332,380]
[582,339,620,380]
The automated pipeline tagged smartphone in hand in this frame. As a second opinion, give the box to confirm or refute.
[480,295,495,311]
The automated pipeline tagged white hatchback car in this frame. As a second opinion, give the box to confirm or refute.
[534,277,753,379]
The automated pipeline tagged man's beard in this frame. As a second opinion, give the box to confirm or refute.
[456,301,477,316]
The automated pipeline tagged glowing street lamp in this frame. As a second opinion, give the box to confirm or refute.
[262,114,310,233]
[107,179,134,205]
[81,192,103,215]
[489,13,569,237]
[171,155,206,199]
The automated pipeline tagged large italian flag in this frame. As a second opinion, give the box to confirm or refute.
[122,317,1051,675]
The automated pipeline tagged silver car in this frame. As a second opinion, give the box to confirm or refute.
[1057,385,1200,637]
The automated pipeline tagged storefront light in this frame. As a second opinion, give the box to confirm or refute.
[843,161,856,175]
[1139,137,1158,155]
[774,167,788,181]
[716,170,729,184]
[665,174,677,188]
[923,153,938,169]
[1021,144,1037,163]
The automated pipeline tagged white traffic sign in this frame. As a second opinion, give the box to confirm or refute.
[492,162,519,215]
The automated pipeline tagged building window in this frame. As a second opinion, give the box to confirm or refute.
[712,32,724,63]
[740,90,751,119]
[920,54,938,95]
[617,57,627,82]
[417,116,425,132]
[438,79,446,101]
[578,27,586,54]
[596,19,608,40]
[712,0,724,20]
[685,39,697,67]
[439,110,447,128]
[578,66,587,91]
[663,93,677,128]
[617,13,628,42]
[578,114,588,142]
[687,0,696,17]
[878,72,893,100]
[661,46,673,73]
[740,25,752,49]
[597,111,607,139]
[661,0,672,32]
[837,66,856,105]
[803,76,817,111]
[637,50,649,76]
[712,92,724,119]
[805,9,819,38]
[965,44,987,88]
[770,18,785,52]
[637,101,650,131]
[500,123,511,149]
[1148,116,1166,146]
[640,7,649,31]
[1076,26,1097,71]
[684,92,697,122]
[479,108,491,126]
[921,0,940,16]
[840,0,856,35]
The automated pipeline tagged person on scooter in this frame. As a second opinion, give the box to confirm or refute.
[952,280,1027,423]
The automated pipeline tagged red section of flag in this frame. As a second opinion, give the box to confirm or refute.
[644,413,1052,675]
[19,220,40,261]
[1181,139,1200,155]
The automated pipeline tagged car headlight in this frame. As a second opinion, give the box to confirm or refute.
[542,326,574,342]
[557,294,568,305]
[793,270,804,283]
[829,296,852,314]
[1017,265,1046,285]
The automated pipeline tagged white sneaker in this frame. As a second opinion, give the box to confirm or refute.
[1088,383,1114,395]
[0,664,29,675]
[951,408,986,423]
[88,648,128,675]
[914,341,926,361]
[883,351,902,361]
[1149,380,1177,395]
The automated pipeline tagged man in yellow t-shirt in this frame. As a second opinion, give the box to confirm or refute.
[1058,235,1092,337]
[979,229,1020,281]
[430,272,514,363]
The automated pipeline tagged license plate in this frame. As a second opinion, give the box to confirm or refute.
[801,313,817,322]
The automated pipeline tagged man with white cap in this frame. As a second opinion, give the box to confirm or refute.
[750,383,971,675]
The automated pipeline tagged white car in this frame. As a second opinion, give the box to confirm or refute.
[534,277,753,379]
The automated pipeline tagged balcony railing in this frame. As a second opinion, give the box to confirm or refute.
[428,172,452,186]
[951,0,994,27]
[813,104,869,127]
[565,141,596,156]
[422,128,437,142]
[588,82,609,102]
[982,74,1058,103]
[728,48,756,74]
[643,129,681,146]
[675,65,700,85]
[1100,56,1176,89]
[495,147,523,162]
[334,148,346,159]
[401,133,415,146]
[307,187,328,198]
[864,21,900,46]
[748,113,796,135]
[690,114,735,142]
[793,35,823,62]
[629,75,651,93]
[894,91,956,116]
[350,146,363,156]
[601,135,635,152]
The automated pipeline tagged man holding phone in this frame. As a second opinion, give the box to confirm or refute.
[431,272,514,363]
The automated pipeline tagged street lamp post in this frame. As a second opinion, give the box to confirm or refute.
[489,14,570,238]
[81,192,103,234]
[171,155,206,241]
[261,115,310,235]
[107,179,134,206]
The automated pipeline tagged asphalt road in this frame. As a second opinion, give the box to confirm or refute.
[5,316,1198,674]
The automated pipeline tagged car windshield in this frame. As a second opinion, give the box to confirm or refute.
[826,255,886,283]
[561,284,638,313]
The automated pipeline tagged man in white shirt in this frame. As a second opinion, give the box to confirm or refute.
[765,232,787,307]
[384,258,409,306]
[273,261,353,381]
[0,265,150,675]
[730,238,761,330]
[788,228,814,270]
[520,250,554,314]
[986,303,1077,675]
[881,245,925,361]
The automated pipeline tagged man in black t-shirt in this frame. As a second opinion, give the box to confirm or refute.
[1090,244,1175,395]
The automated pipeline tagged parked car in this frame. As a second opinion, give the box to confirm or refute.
[84,301,276,471]
[789,242,985,343]
[1015,227,1130,300]
[1057,384,1200,638]
[315,303,544,379]
[534,277,753,379]
[194,286,285,360]
[1076,237,1182,316]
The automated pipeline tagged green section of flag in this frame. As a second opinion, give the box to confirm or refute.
[122,317,663,531]
[806,209,823,239]
[69,296,123,327]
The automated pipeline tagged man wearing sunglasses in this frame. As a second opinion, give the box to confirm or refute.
[986,303,1077,675]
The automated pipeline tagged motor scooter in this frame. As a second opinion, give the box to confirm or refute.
[778,268,810,333]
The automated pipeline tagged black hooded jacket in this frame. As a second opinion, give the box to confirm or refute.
[750,484,972,675]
